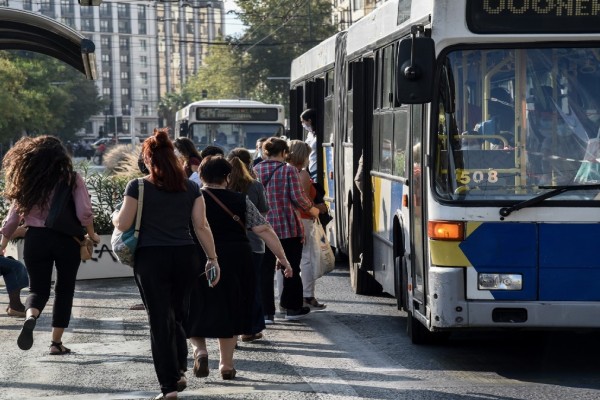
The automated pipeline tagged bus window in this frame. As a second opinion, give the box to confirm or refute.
[382,45,394,109]
[380,113,393,174]
[393,108,409,177]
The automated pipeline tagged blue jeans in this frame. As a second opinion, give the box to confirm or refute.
[0,255,28,293]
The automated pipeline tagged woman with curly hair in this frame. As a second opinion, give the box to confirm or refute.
[0,136,100,355]
[113,128,219,399]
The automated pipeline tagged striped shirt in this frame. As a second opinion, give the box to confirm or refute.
[254,160,313,239]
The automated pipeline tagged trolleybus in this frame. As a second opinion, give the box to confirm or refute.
[175,99,285,154]
[290,0,600,343]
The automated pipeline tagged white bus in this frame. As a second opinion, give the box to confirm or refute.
[290,0,600,343]
[175,99,285,154]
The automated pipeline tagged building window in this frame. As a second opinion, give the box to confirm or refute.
[140,56,147,67]
[141,88,149,101]
[140,122,149,135]
[23,0,32,10]
[138,4,146,19]
[122,88,129,95]
[100,20,110,32]
[120,55,128,63]
[101,53,110,62]
[141,105,149,116]
[82,19,94,31]
[61,0,74,14]
[103,87,111,95]
[118,20,131,34]
[140,72,148,85]
[117,3,128,17]
[102,70,110,79]
[99,2,111,17]
[101,37,110,46]
[140,40,147,51]
[121,72,129,79]
[138,21,147,35]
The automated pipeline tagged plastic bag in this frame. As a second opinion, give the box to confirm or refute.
[312,219,335,280]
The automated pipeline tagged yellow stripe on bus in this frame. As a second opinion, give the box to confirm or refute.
[429,222,482,267]
[371,175,383,233]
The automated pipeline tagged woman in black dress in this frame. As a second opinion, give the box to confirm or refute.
[186,156,291,380]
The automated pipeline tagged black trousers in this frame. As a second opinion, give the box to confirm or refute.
[260,237,303,314]
[23,227,81,328]
[134,245,200,395]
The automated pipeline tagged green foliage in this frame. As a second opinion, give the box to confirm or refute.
[181,0,336,115]
[0,51,103,143]
[158,91,193,129]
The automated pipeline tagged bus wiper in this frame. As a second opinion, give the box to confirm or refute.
[499,184,600,217]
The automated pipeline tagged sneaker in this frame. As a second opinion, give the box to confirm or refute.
[264,315,274,325]
[285,306,310,320]
[304,297,327,311]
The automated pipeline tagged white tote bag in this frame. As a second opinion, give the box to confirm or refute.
[312,219,335,280]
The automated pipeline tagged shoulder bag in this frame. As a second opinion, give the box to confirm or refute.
[202,188,246,233]
[111,178,144,267]
[45,179,94,260]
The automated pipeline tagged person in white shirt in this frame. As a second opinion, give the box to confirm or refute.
[301,109,318,180]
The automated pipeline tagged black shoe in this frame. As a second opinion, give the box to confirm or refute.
[17,316,36,350]
[285,306,310,320]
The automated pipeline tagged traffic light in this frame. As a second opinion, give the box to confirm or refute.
[78,0,102,5]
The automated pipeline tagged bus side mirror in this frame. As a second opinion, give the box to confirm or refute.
[179,121,189,137]
[396,36,435,104]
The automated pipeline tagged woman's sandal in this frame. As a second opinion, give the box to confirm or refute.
[49,341,72,355]
[220,368,236,380]
[193,354,209,378]
[17,316,37,350]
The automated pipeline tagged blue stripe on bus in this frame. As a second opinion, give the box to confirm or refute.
[325,147,335,211]
[539,224,600,301]
[460,223,537,300]
[459,222,600,301]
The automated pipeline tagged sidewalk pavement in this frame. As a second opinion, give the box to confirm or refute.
[0,277,317,400]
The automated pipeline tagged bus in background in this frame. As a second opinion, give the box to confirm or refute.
[290,0,600,343]
[175,99,285,154]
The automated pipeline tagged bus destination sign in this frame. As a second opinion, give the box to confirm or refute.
[195,107,279,122]
[467,0,600,34]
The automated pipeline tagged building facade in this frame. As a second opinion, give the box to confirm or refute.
[332,0,378,31]
[4,0,223,137]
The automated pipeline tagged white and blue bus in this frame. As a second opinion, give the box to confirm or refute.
[290,0,600,343]
[175,99,285,154]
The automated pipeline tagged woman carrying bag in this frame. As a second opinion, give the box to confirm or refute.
[113,128,219,400]
[0,136,100,355]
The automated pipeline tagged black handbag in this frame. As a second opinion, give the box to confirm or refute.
[45,180,85,239]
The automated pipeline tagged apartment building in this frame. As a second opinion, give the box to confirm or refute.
[3,0,223,137]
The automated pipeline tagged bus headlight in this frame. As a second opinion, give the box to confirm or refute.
[478,273,522,290]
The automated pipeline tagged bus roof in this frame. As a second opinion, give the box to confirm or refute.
[290,33,342,84]
[184,99,274,107]
[344,0,600,61]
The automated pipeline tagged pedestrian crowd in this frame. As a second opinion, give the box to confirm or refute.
[0,110,331,399]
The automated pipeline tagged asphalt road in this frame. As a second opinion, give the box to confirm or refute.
[1,263,600,400]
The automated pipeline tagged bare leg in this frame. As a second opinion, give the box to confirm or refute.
[218,336,237,371]
[189,337,207,358]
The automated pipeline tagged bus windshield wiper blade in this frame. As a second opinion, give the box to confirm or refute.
[499,184,600,217]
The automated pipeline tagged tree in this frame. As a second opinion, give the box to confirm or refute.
[0,51,103,142]
[185,43,245,100]
[234,0,336,108]
[157,91,193,129]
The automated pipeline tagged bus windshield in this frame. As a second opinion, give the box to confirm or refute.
[188,122,284,153]
[435,46,600,202]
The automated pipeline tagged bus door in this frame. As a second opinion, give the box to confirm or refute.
[409,105,427,314]
[289,86,304,140]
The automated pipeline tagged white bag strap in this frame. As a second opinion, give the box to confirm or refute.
[133,178,144,238]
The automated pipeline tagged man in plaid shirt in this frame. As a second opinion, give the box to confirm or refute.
[254,138,320,322]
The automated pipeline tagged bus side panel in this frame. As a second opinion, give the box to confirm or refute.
[371,175,403,295]
[539,224,600,301]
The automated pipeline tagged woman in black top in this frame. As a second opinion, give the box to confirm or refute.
[186,156,291,381]
[113,128,219,400]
